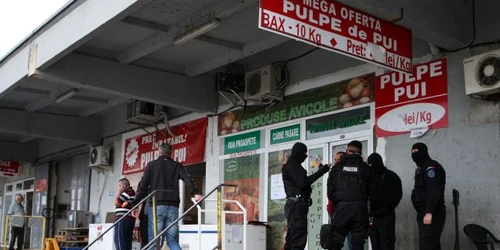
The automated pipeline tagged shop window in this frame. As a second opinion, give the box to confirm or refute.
[23,180,34,190]
[15,183,22,191]
[220,154,262,224]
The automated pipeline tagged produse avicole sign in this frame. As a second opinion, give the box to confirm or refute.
[258,0,413,73]
[375,58,449,137]
[122,118,208,175]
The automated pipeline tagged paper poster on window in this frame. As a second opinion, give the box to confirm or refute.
[270,174,286,200]
[223,154,260,224]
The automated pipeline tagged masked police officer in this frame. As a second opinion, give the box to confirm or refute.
[282,142,330,250]
[327,140,376,250]
[411,142,446,250]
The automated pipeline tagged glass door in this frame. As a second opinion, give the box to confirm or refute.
[328,137,372,250]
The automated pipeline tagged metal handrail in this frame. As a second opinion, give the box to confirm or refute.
[141,183,237,250]
[190,198,248,250]
[83,189,173,250]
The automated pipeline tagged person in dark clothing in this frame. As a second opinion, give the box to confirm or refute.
[133,143,202,250]
[282,142,330,250]
[410,143,446,250]
[367,153,403,250]
[136,182,149,249]
[327,140,376,250]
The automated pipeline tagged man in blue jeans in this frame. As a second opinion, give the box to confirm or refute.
[134,143,202,250]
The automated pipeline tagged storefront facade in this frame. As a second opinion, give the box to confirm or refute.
[214,68,383,249]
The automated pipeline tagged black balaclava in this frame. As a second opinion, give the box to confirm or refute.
[411,142,430,166]
[367,153,385,174]
[291,142,308,163]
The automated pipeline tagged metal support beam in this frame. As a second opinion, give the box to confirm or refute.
[187,35,290,76]
[0,108,102,145]
[0,141,38,162]
[117,0,258,64]
[24,87,111,112]
[19,137,35,143]
[33,53,216,113]
[79,97,129,117]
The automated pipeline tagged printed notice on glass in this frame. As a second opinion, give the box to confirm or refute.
[270,174,286,200]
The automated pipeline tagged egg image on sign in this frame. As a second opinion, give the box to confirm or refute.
[339,77,373,108]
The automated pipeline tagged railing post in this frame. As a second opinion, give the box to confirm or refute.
[41,217,47,250]
[3,215,9,250]
[152,195,158,250]
[217,186,223,250]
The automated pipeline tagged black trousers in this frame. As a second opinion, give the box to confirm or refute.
[329,201,368,250]
[284,199,309,250]
[9,226,24,250]
[370,211,396,250]
[139,216,149,249]
[417,207,446,250]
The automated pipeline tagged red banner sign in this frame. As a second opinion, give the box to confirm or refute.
[259,0,412,72]
[375,58,448,137]
[0,160,19,177]
[122,118,208,175]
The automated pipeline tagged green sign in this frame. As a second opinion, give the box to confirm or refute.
[218,73,375,136]
[224,130,261,154]
[308,114,368,133]
[270,124,301,145]
[305,106,371,140]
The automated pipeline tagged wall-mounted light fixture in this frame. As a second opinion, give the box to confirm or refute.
[173,19,221,45]
[55,88,78,104]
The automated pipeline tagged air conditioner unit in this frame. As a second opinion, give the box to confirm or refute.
[463,49,500,96]
[244,65,282,102]
[126,100,167,125]
[89,146,111,171]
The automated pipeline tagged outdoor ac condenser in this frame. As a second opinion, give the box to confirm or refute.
[244,65,283,102]
[463,48,500,96]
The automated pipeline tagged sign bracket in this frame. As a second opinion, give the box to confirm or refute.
[390,8,405,23]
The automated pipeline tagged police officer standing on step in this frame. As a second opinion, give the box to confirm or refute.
[411,142,446,250]
[327,140,376,250]
[282,142,330,250]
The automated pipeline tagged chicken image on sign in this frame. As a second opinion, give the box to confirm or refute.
[259,0,413,73]
[375,58,449,137]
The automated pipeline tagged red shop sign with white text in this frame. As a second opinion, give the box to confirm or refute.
[122,118,208,175]
[258,0,412,73]
[0,160,20,177]
[375,58,449,137]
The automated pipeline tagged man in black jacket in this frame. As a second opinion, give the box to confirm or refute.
[327,140,376,250]
[134,143,202,250]
[367,153,402,250]
[411,143,446,250]
[282,142,330,250]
